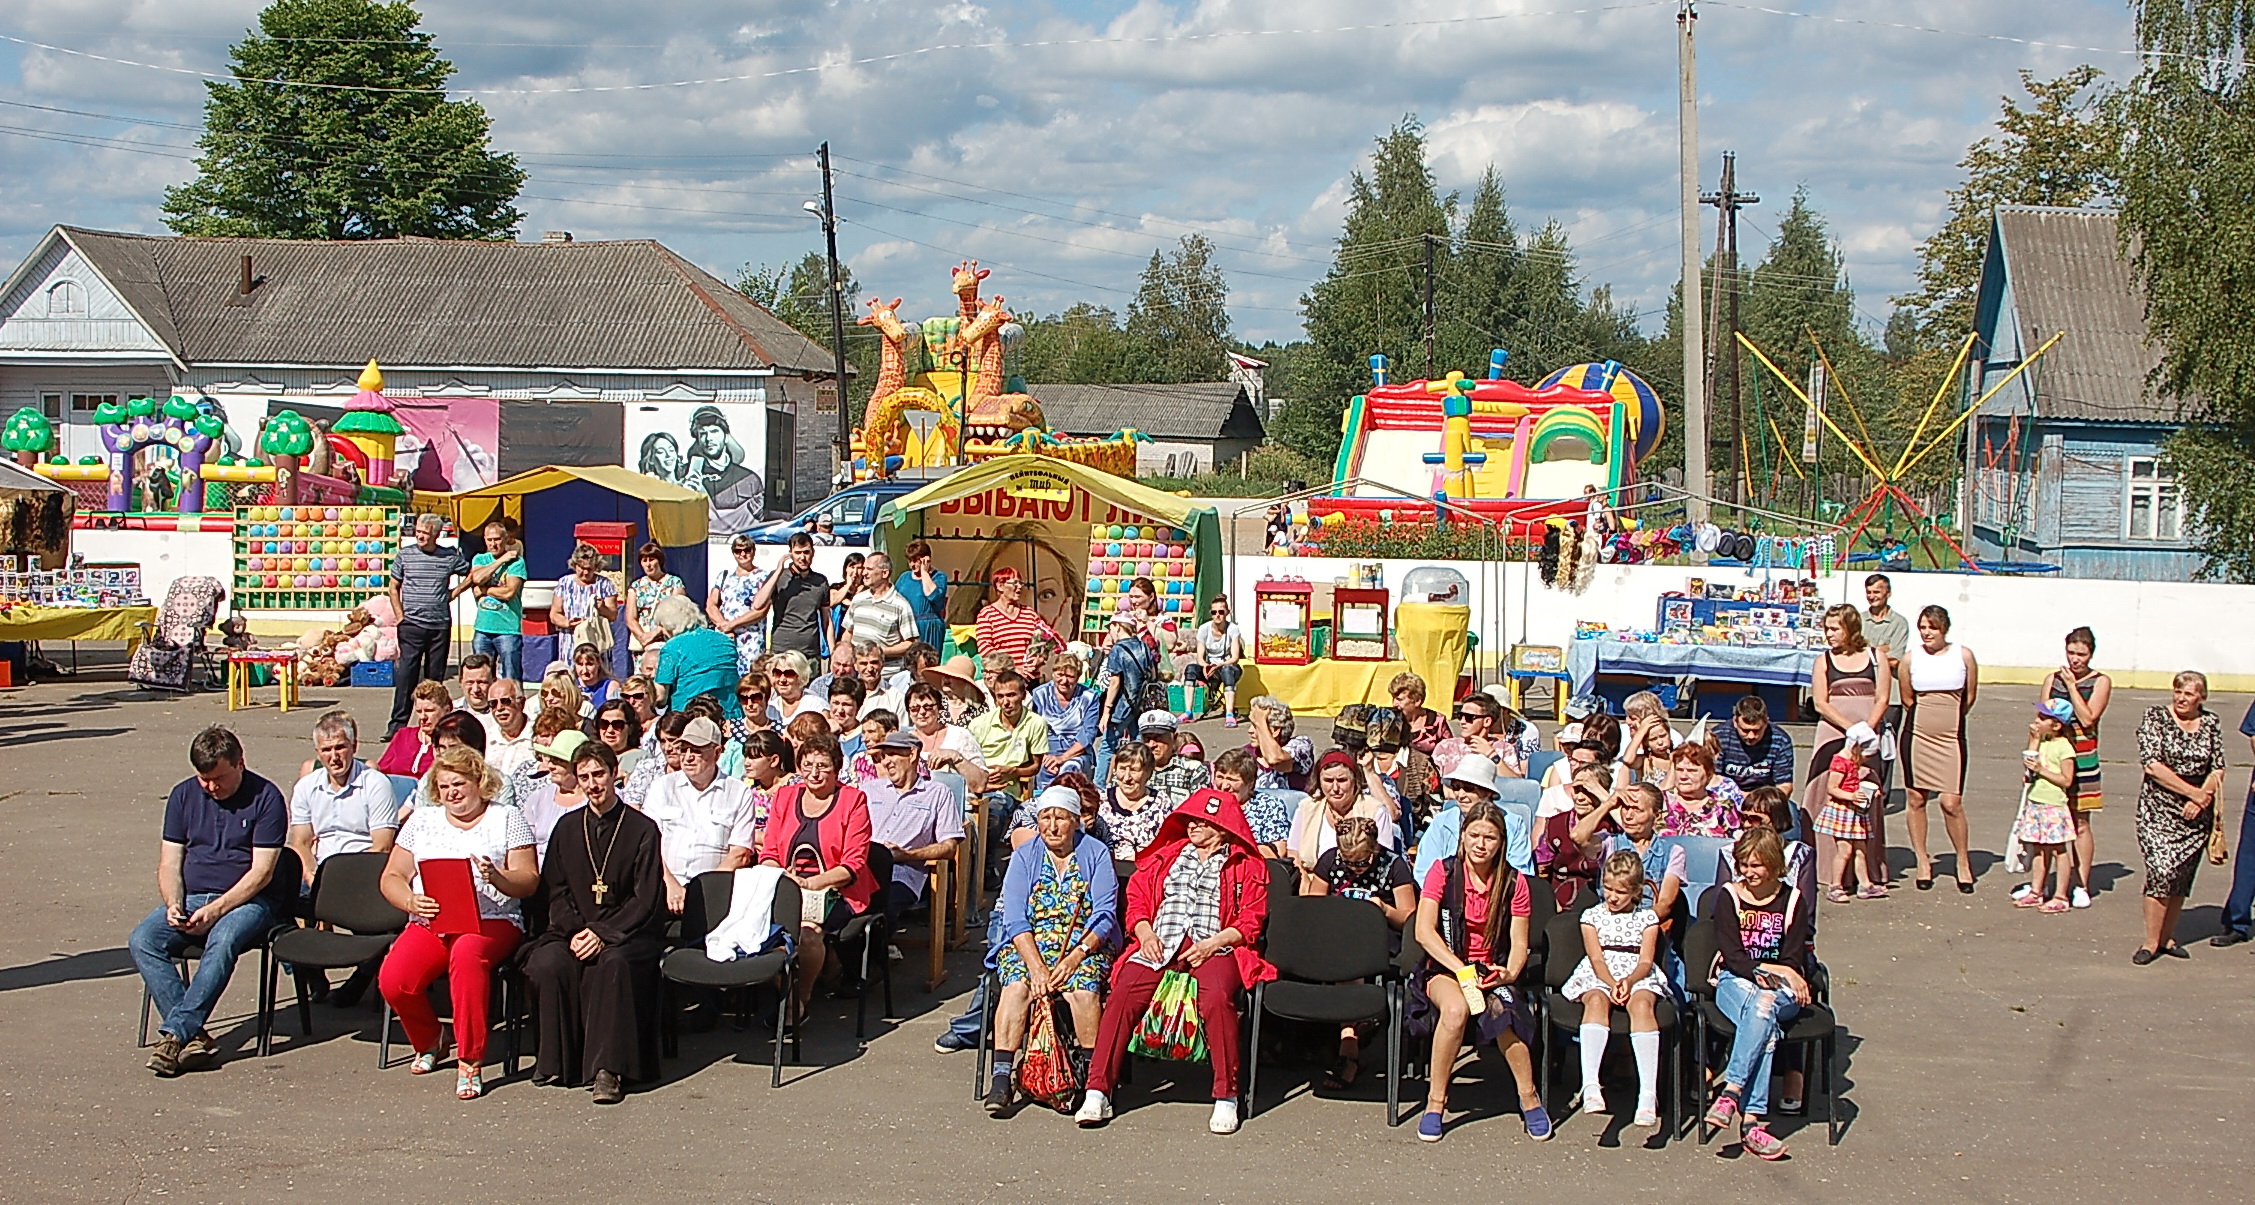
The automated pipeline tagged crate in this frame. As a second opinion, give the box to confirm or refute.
[349,660,395,687]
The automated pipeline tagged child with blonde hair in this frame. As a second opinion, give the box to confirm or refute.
[1560,849,1669,1126]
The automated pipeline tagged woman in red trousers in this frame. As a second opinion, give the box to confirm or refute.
[377,746,540,1100]
[1074,787,1275,1135]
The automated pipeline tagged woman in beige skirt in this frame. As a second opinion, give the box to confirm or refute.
[1899,605,1979,892]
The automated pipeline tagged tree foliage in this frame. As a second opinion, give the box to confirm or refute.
[735,252,877,423]
[2122,0,2255,578]
[1896,67,2121,347]
[163,0,524,240]
[1014,304,1135,384]
[1125,235,1233,382]
[261,410,316,458]
[3,408,54,454]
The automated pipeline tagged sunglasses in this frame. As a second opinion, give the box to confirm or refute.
[598,719,628,730]
[771,668,799,679]
[739,692,767,702]
[622,691,648,701]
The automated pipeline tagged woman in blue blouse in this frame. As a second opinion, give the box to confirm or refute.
[984,785,1119,1112]
[896,538,950,655]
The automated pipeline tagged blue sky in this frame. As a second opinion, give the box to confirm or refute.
[0,1,2139,347]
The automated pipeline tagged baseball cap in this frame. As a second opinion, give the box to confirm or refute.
[2035,698,2075,722]
[534,729,590,762]
[680,716,724,748]
[1137,709,1179,737]
[874,729,922,754]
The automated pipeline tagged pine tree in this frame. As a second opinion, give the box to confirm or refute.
[1438,169,1520,373]
[1125,235,1234,383]
[162,0,524,240]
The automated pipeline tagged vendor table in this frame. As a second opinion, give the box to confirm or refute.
[226,650,302,712]
[1566,637,1814,700]
[0,604,158,649]
[1241,659,1420,719]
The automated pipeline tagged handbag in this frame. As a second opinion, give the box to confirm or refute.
[2002,780,2032,875]
[1016,996,1081,1111]
[575,611,615,658]
[1128,968,1207,1062]
[2210,819,2230,865]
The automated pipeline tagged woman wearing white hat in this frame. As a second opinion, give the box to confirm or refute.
[1414,755,1530,885]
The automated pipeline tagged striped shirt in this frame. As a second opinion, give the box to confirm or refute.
[846,587,919,669]
[975,602,1060,676]
[392,543,468,628]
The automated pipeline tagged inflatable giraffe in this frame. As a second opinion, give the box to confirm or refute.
[856,297,956,467]
[958,295,1042,438]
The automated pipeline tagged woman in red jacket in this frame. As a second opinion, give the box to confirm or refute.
[1074,788,1275,1135]
[757,731,873,1022]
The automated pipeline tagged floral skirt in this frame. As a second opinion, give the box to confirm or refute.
[2012,796,2073,847]
[995,864,1110,995]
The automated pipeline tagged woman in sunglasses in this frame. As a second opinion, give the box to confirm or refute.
[592,700,645,777]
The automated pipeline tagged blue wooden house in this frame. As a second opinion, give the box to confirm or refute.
[1965,206,2199,578]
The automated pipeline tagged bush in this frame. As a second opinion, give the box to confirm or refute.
[1304,514,1517,560]
[1141,444,1330,497]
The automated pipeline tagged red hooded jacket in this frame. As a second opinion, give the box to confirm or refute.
[1120,788,1276,987]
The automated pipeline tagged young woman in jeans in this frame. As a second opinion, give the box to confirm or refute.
[1703,827,1815,1159]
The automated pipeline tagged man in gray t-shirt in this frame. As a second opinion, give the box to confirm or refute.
[388,514,469,735]
[755,533,831,660]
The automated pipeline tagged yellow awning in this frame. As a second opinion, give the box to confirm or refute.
[442,464,710,547]
[876,455,1201,528]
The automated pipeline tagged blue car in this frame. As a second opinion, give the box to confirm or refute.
[744,479,925,546]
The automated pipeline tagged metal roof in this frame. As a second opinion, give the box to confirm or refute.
[37,227,837,375]
[1989,207,2170,422]
[1025,381,1263,442]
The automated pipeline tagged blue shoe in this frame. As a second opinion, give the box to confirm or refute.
[1522,1104,1553,1141]
[933,1032,974,1054]
[1417,1111,1445,1142]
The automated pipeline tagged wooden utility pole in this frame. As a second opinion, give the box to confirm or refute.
[1702,151,1758,505]
[817,141,851,486]
[1423,233,1439,380]
[1677,2,1708,521]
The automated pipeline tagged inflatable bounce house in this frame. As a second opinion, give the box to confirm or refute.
[9,359,411,531]
[849,261,1142,481]
[1317,351,1663,525]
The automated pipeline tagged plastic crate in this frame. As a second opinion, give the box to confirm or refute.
[349,660,395,687]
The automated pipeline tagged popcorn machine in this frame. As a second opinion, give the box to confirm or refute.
[1253,578,1315,665]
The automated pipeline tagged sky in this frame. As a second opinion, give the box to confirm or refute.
[0,0,2143,347]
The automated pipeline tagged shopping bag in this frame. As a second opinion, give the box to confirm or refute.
[2003,783,2031,875]
[1128,969,1207,1062]
[1016,997,1081,1112]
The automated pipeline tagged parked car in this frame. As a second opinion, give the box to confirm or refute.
[744,479,925,546]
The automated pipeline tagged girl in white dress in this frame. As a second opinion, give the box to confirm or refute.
[1562,850,1670,1126]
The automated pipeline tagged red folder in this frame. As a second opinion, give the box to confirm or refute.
[420,858,481,935]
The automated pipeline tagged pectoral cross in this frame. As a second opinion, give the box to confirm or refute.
[591,877,610,906]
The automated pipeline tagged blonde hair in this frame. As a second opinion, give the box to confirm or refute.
[1387,671,1427,704]
[1822,604,1868,653]
[1734,826,1786,876]
[539,670,584,720]
[1334,815,1381,861]
[426,745,502,802]
[2173,669,2210,698]
[1600,848,1648,897]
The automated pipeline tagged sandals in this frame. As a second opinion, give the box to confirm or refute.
[1824,887,1853,905]
[456,1064,484,1100]
[1856,883,1889,900]
[2014,892,2044,909]
[2038,898,2070,914]
[409,1050,441,1075]
[1320,1057,1361,1091]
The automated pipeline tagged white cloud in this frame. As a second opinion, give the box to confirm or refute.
[0,0,2139,345]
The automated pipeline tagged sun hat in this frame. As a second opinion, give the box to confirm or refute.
[534,729,590,761]
[1441,756,1501,797]
[1843,722,1880,753]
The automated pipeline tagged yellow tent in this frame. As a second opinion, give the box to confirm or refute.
[444,465,709,548]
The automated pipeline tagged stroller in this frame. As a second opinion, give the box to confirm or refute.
[129,575,227,693]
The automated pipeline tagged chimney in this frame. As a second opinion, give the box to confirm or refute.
[239,254,254,296]
[541,231,574,244]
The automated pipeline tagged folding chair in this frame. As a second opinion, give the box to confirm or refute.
[137,850,300,1049]
[1537,904,1683,1136]
[658,870,802,1087]
[833,844,896,1040]
[1244,895,1404,1126]
[260,851,404,1056]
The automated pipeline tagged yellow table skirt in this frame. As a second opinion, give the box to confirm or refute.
[1241,659,1419,718]
[0,604,158,645]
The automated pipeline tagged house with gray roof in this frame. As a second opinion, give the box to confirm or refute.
[1027,380,1264,478]
[1966,206,2196,578]
[0,226,847,522]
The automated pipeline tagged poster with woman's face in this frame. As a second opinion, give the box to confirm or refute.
[926,472,1185,644]
[624,401,767,535]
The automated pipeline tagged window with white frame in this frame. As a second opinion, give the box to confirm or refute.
[2124,456,2185,542]
[46,280,85,316]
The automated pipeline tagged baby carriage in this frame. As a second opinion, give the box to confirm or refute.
[129,576,226,693]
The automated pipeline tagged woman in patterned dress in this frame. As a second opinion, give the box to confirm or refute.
[2132,671,2224,965]
[985,786,1119,1112]
[2042,626,2111,908]
[623,542,684,654]
[706,534,772,672]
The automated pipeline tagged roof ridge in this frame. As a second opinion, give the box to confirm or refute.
[648,243,777,367]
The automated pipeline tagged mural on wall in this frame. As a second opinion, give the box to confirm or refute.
[394,398,500,492]
[623,401,767,535]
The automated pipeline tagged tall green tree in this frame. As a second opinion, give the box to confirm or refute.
[1016,304,1135,385]
[1895,67,2121,347]
[1125,235,1234,383]
[735,252,876,422]
[2121,1,2255,579]
[1437,168,1520,373]
[163,0,523,240]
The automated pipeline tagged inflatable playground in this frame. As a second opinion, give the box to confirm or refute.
[1317,352,1663,525]
[848,261,1144,481]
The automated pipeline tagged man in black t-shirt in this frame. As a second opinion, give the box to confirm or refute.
[754,531,830,660]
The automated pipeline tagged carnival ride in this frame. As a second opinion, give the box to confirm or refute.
[848,261,1142,481]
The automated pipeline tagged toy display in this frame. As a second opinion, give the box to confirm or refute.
[1083,521,1198,639]
[231,505,400,610]
[1576,575,1824,649]
[0,562,145,608]
[1253,578,1314,665]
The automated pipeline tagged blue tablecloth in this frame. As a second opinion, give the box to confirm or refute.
[1567,638,1815,694]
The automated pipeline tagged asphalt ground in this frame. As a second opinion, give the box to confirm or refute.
[3,665,2253,1203]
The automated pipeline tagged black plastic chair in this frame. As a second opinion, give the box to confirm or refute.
[833,843,896,1040]
[1537,903,1683,1135]
[1245,895,1404,1126]
[136,849,301,1049]
[1681,893,1840,1146]
[658,870,802,1087]
[259,851,404,1056]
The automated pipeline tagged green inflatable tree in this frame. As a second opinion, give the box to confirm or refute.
[3,408,54,465]
[260,410,316,459]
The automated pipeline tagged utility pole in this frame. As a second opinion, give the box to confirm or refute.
[1677,2,1709,523]
[1422,232,1438,380]
[817,141,851,485]
[1702,151,1759,506]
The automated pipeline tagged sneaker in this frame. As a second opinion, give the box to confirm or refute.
[1522,1104,1553,1141]
[179,1032,218,1070]
[887,944,905,962]
[1208,1098,1240,1135]
[934,1032,974,1054]
[2071,886,2092,910]
[1741,1123,1789,1160]
[147,1034,184,1078]
[1074,1089,1113,1127]
[984,1070,1013,1115]
[1223,716,1240,729]
[2009,882,2035,901]
[1704,1091,1741,1130]
[1417,1111,1446,1142]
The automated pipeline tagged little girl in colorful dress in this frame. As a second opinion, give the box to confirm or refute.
[1814,723,1883,903]
[2013,700,2080,914]
[1561,850,1671,1127]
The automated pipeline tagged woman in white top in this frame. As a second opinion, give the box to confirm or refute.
[1181,597,1245,725]
[377,746,539,1100]
[1897,605,1979,892]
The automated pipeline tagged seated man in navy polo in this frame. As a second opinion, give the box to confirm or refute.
[1714,695,1798,802]
[129,726,291,1077]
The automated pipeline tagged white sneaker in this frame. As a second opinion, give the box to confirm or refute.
[2009,883,2035,901]
[1208,1098,1240,1135]
[887,944,905,962]
[2071,887,2092,909]
[1074,1089,1112,1127]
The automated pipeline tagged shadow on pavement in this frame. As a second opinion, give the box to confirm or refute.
[0,947,137,992]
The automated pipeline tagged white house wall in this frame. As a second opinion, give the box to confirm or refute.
[0,239,173,358]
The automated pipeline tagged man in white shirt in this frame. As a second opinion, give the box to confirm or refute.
[484,679,537,779]
[452,654,502,740]
[845,553,920,674]
[637,717,756,913]
[286,711,397,1005]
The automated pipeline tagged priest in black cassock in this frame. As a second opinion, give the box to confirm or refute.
[523,740,666,1103]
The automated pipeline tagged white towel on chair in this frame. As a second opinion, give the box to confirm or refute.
[704,866,787,962]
